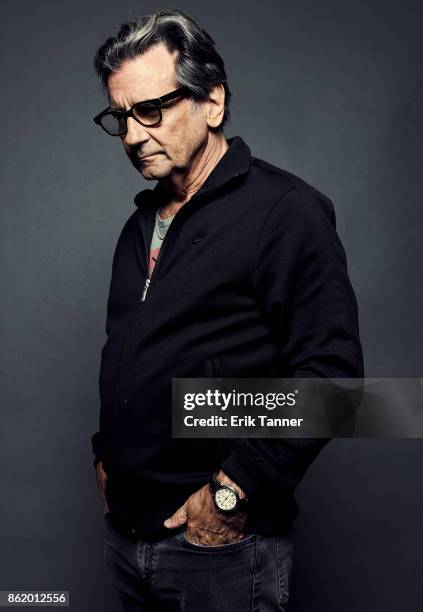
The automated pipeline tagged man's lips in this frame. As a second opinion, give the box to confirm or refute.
[137,152,161,161]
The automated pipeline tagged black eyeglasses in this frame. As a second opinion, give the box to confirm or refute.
[93,86,190,136]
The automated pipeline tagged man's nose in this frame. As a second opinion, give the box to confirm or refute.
[123,116,150,147]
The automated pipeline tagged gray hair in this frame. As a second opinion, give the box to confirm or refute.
[93,8,232,130]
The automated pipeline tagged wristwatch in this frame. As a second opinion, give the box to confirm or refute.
[209,472,248,514]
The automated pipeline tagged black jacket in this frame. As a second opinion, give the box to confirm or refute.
[91,136,364,540]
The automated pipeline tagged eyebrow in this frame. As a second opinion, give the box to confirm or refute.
[108,100,126,112]
[108,95,155,112]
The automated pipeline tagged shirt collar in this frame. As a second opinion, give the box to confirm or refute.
[134,136,251,209]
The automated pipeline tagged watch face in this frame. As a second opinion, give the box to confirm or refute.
[215,486,237,511]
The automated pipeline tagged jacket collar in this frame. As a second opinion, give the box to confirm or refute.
[134,136,251,209]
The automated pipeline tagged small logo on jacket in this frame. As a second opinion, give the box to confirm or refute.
[192,229,206,243]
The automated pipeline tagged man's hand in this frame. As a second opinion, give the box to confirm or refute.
[163,471,247,545]
[95,461,109,514]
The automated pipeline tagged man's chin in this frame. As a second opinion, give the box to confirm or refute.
[134,160,170,180]
[138,168,169,180]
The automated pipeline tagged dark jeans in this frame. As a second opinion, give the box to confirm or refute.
[104,512,294,611]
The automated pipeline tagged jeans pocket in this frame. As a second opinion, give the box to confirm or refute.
[276,530,294,608]
[182,531,257,552]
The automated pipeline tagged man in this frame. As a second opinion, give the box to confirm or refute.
[91,8,363,611]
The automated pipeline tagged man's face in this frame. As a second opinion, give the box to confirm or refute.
[107,43,210,181]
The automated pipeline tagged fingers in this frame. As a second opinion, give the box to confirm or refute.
[164,502,188,528]
[95,466,109,513]
[100,486,109,514]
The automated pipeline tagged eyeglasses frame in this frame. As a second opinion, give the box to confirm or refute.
[93,85,190,136]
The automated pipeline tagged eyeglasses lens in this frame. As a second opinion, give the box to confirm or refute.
[133,102,161,126]
[101,113,127,136]
[99,103,161,135]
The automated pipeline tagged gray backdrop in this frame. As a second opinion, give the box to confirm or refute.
[1,0,422,610]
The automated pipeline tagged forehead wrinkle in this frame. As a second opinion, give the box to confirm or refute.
[106,87,170,111]
[107,47,178,110]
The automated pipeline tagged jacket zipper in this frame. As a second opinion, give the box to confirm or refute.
[140,199,193,303]
[140,183,222,302]
[140,278,150,302]
[111,220,167,448]
[140,232,166,302]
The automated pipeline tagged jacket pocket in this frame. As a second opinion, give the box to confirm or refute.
[208,350,277,378]
[205,357,215,378]
[204,356,234,460]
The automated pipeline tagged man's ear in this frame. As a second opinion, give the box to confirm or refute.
[206,83,226,129]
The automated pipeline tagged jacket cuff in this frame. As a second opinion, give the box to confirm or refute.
[220,452,261,498]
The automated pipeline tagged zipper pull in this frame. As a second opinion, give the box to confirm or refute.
[141,278,151,303]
